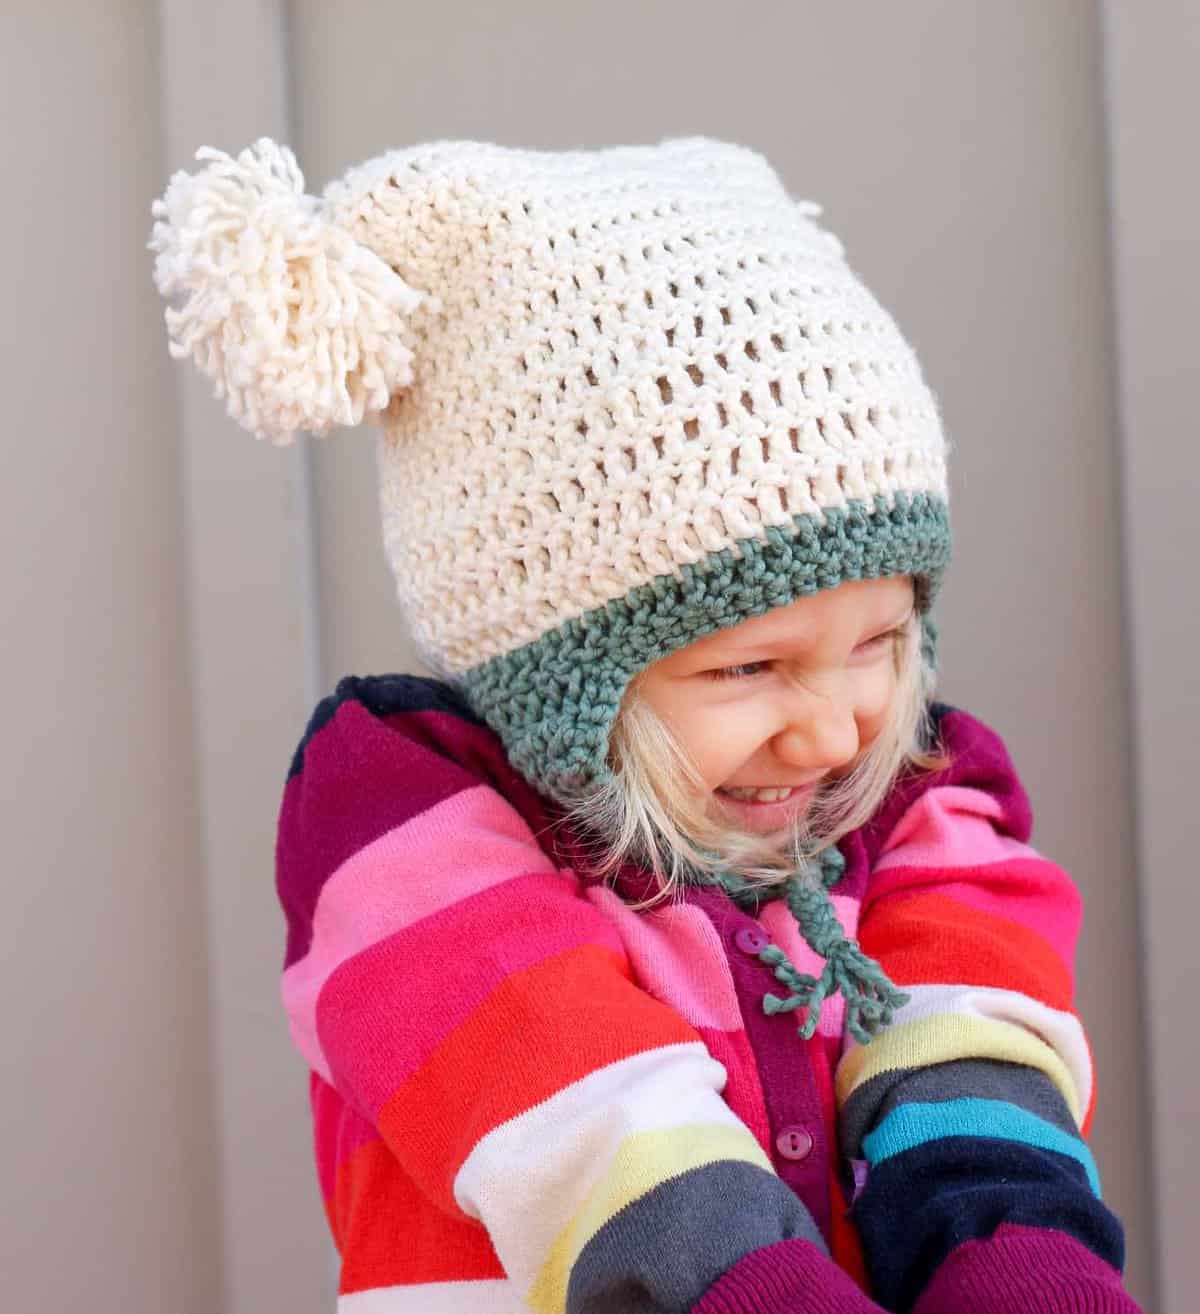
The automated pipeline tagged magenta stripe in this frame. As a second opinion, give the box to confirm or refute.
[911,1222,1130,1314]
[693,1237,880,1314]
[311,1073,341,1203]
[277,703,529,968]
[312,1073,380,1198]
[315,871,626,1115]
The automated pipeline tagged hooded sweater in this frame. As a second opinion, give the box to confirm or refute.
[275,673,1137,1314]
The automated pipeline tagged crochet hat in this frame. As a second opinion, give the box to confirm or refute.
[150,136,952,808]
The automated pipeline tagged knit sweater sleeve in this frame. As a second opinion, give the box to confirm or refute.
[277,674,885,1314]
[837,703,1141,1314]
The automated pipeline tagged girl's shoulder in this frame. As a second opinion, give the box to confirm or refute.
[288,672,489,780]
[288,672,479,764]
[859,699,1035,861]
[284,672,558,838]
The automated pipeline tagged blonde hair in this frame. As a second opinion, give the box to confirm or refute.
[559,609,949,910]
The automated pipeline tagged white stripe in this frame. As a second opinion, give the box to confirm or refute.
[846,982,1094,1123]
[339,1279,527,1312]
[454,1041,758,1293]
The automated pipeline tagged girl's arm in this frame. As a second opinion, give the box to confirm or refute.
[278,674,884,1314]
[838,703,1142,1314]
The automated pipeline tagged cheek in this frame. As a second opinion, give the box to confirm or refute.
[855,665,900,744]
[681,711,763,788]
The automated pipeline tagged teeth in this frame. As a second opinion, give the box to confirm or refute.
[722,785,797,802]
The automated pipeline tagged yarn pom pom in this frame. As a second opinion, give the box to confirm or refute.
[148,138,431,445]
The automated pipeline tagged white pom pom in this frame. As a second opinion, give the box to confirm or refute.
[148,138,431,445]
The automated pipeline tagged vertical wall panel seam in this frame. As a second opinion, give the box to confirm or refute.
[154,1,323,1309]
[150,3,229,1305]
[1094,1,1164,1308]
[282,0,325,710]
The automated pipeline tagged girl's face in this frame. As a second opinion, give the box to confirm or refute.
[634,575,915,836]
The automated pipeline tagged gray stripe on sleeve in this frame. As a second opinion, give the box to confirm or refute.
[565,1158,824,1314]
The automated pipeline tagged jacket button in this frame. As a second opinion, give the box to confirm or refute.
[734,926,769,954]
[775,1126,814,1162]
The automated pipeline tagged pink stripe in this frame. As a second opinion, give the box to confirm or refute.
[759,896,859,1039]
[869,785,1080,962]
[315,871,626,1116]
[282,785,559,1078]
[876,784,1040,869]
[584,885,747,1032]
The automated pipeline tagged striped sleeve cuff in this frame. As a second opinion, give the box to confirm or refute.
[912,1224,1143,1314]
[692,1240,885,1314]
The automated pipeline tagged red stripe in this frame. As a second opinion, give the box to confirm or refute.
[335,1137,505,1292]
[377,944,699,1213]
[829,1173,870,1293]
[860,890,1073,1010]
[865,855,1080,966]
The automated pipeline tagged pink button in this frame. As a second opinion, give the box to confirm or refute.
[775,1126,814,1162]
[734,926,769,954]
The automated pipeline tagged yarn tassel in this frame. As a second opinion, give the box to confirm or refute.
[761,847,909,1045]
[758,938,909,1045]
[695,844,910,1045]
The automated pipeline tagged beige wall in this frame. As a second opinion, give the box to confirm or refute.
[6,0,1193,1310]
[1102,3,1200,1310]
[1,3,224,1309]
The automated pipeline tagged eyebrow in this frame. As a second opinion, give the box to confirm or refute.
[714,605,915,659]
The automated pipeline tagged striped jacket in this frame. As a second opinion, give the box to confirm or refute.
[276,673,1138,1313]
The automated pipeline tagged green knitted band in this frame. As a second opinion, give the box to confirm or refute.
[457,491,951,805]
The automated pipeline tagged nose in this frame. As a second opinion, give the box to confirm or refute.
[771,684,860,773]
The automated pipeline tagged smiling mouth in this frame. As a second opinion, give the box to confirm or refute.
[716,781,821,803]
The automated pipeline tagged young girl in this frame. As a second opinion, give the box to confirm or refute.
[150,136,1141,1313]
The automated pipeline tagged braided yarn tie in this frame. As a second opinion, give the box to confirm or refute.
[711,846,909,1046]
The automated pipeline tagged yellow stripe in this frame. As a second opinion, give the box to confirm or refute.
[836,1014,1082,1125]
[524,1122,772,1314]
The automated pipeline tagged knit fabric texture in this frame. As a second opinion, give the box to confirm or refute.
[150,135,951,803]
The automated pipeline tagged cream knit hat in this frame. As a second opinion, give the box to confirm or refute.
[150,136,951,804]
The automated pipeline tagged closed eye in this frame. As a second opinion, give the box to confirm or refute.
[703,626,905,681]
[706,661,769,681]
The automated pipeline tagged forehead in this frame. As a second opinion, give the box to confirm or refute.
[673,575,913,662]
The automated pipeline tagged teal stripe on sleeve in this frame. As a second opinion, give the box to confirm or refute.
[862,1097,1102,1197]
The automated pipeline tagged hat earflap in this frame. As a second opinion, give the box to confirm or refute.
[148,137,435,445]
